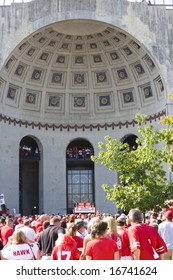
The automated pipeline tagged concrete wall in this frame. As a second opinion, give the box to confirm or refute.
[0,0,173,214]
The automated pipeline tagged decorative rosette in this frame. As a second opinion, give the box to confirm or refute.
[54,74,61,82]
[32,70,41,80]
[27,48,34,56]
[111,53,117,60]
[40,53,48,61]
[16,66,23,76]
[119,71,125,79]
[26,94,35,104]
[75,74,83,84]
[76,98,83,106]
[144,88,150,97]
[98,73,106,82]
[76,57,83,64]
[124,94,131,102]
[94,56,101,63]
[58,56,65,63]
[159,80,164,91]
[9,89,15,99]
[100,97,108,105]
[136,66,142,74]
[90,43,97,49]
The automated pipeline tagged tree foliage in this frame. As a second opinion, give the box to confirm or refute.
[91,113,173,213]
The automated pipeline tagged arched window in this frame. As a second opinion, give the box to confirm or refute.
[123,134,138,151]
[66,139,95,213]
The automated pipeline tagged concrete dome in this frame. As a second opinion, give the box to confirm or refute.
[0,19,165,126]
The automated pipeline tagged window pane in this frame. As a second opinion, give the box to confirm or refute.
[67,169,94,211]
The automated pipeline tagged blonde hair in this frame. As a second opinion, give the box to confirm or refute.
[12,230,27,243]
[103,216,118,235]
[67,223,77,237]
[87,216,101,234]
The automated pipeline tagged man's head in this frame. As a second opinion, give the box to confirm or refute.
[6,218,14,228]
[75,220,87,233]
[50,216,61,226]
[23,219,30,227]
[128,209,143,224]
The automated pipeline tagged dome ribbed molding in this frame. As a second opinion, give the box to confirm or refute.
[0,20,165,125]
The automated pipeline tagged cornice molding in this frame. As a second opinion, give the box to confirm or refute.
[0,110,166,131]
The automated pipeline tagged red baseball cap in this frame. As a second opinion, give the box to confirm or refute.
[164,210,173,219]
[17,217,23,223]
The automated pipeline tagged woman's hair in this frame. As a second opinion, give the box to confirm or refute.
[103,216,118,235]
[67,222,77,237]
[91,221,108,239]
[87,216,101,234]
[12,230,27,243]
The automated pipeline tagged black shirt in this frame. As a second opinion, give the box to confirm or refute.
[38,225,65,255]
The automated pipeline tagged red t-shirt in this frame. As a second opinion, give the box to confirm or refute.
[108,232,122,258]
[128,223,167,260]
[73,236,83,252]
[117,227,133,258]
[51,235,80,260]
[86,237,119,260]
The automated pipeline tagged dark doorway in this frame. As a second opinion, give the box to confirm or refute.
[19,136,40,215]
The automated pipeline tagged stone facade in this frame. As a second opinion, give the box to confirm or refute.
[0,0,172,215]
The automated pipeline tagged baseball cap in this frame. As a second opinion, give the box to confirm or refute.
[164,210,173,219]
[17,217,23,223]
[117,215,127,222]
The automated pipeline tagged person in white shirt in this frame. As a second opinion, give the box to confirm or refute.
[158,210,173,260]
[75,220,88,239]
[0,230,40,260]
[14,217,24,231]
[20,219,36,241]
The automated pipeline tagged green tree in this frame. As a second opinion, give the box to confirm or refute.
[92,113,173,213]
[160,94,173,172]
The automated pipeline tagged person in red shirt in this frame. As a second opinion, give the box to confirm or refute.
[85,220,119,260]
[103,216,122,258]
[66,222,83,253]
[116,215,133,260]
[128,208,167,260]
[51,234,80,260]
[0,218,14,247]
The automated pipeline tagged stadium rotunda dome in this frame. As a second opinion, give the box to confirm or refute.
[0,19,165,128]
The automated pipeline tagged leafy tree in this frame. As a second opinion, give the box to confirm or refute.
[91,113,173,213]
[160,94,173,172]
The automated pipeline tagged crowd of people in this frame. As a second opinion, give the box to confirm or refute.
[66,147,94,159]
[0,208,173,260]
[19,145,40,158]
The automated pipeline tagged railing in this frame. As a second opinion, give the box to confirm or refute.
[0,0,173,6]
[0,0,33,6]
[128,0,173,6]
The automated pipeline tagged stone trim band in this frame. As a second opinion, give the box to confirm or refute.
[0,110,166,131]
